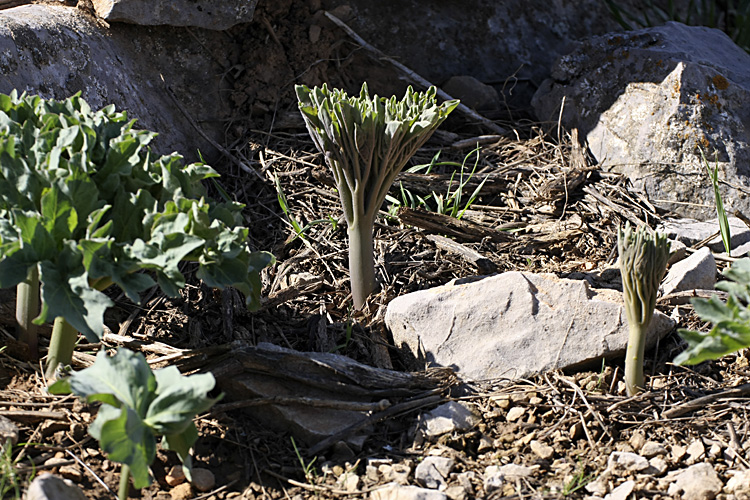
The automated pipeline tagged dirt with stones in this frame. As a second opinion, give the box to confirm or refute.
[2,1,750,499]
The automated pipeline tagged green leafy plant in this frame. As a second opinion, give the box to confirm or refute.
[0,91,274,377]
[703,148,732,255]
[674,257,750,364]
[604,0,750,53]
[386,147,487,219]
[618,223,670,396]
[562,461,596,496]
[296,83,459,309]
[49,348,219,500]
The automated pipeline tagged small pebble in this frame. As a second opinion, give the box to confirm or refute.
[530,440,554,460]
[170,482,193,500]
[166,465,186,487]
[640,441,667,458]
[191,468,216,492]
[506,407,525,422]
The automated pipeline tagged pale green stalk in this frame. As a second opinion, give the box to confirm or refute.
[119,464,130,500]
[618,223,670,396]
[15,267,39,360]
[45,317,79,380]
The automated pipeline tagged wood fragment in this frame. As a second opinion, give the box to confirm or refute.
[657,289,728,306]
[324,11,507,135]
[0,410,66,422]
[451,135,504,149]
[426,234,497,274]
[398,207,514,243]
[662,383,750,418]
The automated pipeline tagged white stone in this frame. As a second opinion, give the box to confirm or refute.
[27,474,87,500]
[386,272,673,381]
[530,440,554,460]
[506,407,526,422]
[483,466,504,493]
[661,247,716,296]
[640,441,668,459]
[605,479,634,500]
[422,402,478,438]
[667,463,723,500]
[659,217,750,252]
[687,440,706,464]
[415,457,455,490]
[370,483,448,500]
[725,469,750,495]
[648,456,669,476]
[607,452,650,475]
[498,464,535,478]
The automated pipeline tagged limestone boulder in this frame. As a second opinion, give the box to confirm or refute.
[385,272,674,381]
[532,22,750,220]
[0,4,229,159]
[92,0,258,30]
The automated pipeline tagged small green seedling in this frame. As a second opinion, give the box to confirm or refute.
[296,83,458,309]
[49,348,220,500]
[702,148,732,256]
[675,257,750,365]
[618,223,670,396]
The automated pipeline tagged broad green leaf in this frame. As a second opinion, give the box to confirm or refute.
[99,406,156,489]
[48,348,156,413]
[40,186,78,243]
[146,366,218,435]
[37,244,113,341]
[162,426,198,481]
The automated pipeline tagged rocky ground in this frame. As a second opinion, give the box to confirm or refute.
[2,1,750,500]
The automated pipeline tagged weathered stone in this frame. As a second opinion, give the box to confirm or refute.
[442,76,501,112]
[533,22,750,220]
[169,482,193,500]
[497,464,535,478]
[506,407,526,422]
[371,483,448,500]
[0,4,229,160]
[640,441,668,459]
[725,469,750,495]
[660,247,716,296]
[27,474,87,500]
[607,480,635,500]
[483,466,504,493]
[658,217,750,252]
[0,415,19,448]
[166,465,186,487]
[687,439,706,464]
[529,440,554,460]
[190,467,215,492]
[667,463,723,500]
[92,0,257,30]
[386,272,673,381]
[421,402,479,438]
[607,452,650,475]
[415,456,455,489]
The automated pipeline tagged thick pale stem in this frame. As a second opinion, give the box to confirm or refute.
[45,317,79,380]
[16,267,40,360]
[347,221,376,310]
[624,323,646,396]
[118,464,131,500]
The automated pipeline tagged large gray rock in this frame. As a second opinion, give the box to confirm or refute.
[660,247,716,296]
[532,22,750,220]
[385,272,674,381]
[0,4,229,159]
[92,0,258,30]
[658,216,750,252]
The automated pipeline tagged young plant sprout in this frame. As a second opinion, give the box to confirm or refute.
[296,83,459,309]
[0,91,274,378]
[618,223,670,396]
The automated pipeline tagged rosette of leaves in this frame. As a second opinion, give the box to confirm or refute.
[675,257,750,365]
[296,83,459,309]
[49,348,220,499]
[0,91,274,376]
[618,223,670,396]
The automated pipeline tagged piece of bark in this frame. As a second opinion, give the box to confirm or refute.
[426,234,497,274]
[397,207,513,243]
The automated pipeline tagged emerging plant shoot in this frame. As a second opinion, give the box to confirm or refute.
[618,223,670,396]
[296,83,459,309]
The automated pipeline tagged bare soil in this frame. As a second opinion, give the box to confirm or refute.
[2,1,750,500]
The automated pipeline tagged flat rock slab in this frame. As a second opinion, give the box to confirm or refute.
[385,272,674,381]
[92,0,258,30]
